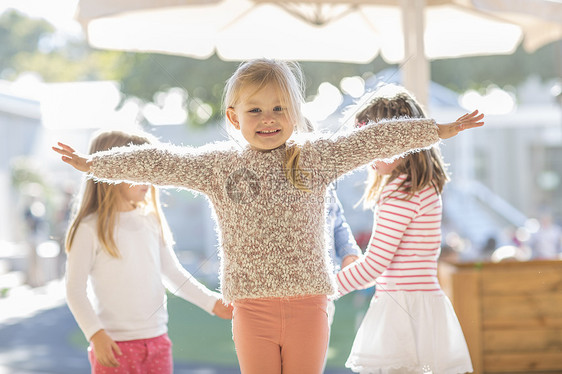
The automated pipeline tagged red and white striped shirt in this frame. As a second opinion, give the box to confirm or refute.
[337,174,443,296]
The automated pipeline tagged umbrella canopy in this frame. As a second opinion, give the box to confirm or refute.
[75,0,562,106]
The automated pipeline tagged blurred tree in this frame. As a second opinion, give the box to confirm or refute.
[432,42,562,93]
[1,9,560,126]
[115,53,392,124]
[0,10,53,72]
[0,10,125,82]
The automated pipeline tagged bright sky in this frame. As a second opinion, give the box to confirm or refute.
[0,0,81,35]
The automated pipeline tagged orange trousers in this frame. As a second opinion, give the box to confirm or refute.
[232,295,329,374]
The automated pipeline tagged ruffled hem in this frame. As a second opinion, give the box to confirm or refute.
[346,361,473,374]
[344,291,473,374]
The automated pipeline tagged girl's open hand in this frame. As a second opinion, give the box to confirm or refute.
[52,142,91,172]
[437,110,484,139]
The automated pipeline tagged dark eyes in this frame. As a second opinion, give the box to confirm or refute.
[248,106,285,113]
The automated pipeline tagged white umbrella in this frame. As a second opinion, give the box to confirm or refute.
[75,0,562,106]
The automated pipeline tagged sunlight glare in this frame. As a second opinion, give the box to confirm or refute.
[340,76,365,98]
[143,88,188,125]
[459,85,516,115]
[302,82,342,122]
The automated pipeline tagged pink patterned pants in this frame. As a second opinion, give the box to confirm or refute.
[88,333,172,374]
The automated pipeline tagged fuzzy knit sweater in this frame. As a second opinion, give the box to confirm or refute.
[88,119,439,303]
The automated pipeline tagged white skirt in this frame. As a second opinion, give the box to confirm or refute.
[346,291,473,374]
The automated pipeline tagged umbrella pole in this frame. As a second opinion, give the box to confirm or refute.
[401,0,430,111]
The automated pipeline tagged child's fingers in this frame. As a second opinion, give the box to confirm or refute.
[102,344,121,367]
[457,112,484,129]
[97,351,118,367]
[52,143,77,159]
[456,110,482,123]
[460,120,484,130]
[52,146,72,158]
[456,111,473,121]
[107,353,120,367]
[456,113,469,121]
[57,142,76,153]
[51,146,65,155]
[112,342,123,356]
[468,112,484,122]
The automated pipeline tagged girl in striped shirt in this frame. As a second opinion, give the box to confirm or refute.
[336,85,473,374]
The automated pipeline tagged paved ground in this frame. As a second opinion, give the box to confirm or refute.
[0,279,352,374]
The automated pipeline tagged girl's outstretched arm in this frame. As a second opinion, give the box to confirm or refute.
[52,142,91,172]
[53,140,220,192]
[437,110,484,139]
[311,110,484,184]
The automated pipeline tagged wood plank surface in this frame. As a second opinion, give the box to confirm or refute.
[484,352,562,372]
[483,327,562,353]
[451,269,483,373]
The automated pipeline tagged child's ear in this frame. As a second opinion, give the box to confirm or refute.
[226,107,240,130]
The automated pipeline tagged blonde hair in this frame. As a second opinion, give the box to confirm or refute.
[65,129,174,258]
[356,85,449,208]
[223,59,311,191]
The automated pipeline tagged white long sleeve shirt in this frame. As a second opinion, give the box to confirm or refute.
[65,207,220,342]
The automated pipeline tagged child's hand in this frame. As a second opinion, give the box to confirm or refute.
[213,299,234,320]
[437,110,484,139]
[341,255,359,269]
[90,329,122,367]
[52,142,91,172]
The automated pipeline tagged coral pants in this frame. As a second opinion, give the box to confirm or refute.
[232,295,329,374]
[88,333,172,374]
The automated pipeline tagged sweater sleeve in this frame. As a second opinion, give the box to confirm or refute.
[312,118,438,182]
[88,142,223,193]
[331,191,362,262]
[336,182,420,296]
[159,241,221,315]
[65,223,104,341]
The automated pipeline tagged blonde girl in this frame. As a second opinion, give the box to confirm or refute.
[336,84,473,374]
[64,129,232,374]
[54,59,483,374]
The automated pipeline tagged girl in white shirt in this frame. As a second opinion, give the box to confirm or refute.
[64,129,232,373]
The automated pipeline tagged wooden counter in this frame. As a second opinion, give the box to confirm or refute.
[439,260,562,374]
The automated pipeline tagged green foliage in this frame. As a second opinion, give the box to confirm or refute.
[2,8,561,127]
[0,10,129,82]
[431,42,562,92]
[11,157,49,191]
[0,10,53,71]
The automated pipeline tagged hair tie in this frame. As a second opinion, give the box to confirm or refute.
[356,120,368,128]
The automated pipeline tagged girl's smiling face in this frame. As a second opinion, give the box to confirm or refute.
[226,83,295,151]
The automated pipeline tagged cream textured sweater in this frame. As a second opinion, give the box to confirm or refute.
[88,119,439,302]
